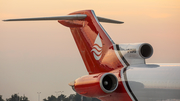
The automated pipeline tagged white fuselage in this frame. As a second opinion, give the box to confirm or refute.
[121,64,180,101]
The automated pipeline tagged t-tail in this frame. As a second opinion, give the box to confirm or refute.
[58,10,125,74]
[4,10,125,74]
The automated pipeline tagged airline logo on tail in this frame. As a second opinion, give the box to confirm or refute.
[91,34,102,60]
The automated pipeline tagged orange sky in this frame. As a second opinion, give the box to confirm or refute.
[0,0,180,100]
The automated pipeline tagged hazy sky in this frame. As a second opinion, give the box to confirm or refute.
[0,0,180,100]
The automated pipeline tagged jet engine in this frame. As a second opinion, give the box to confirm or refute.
[69,73,118,97]
[118,43,153,59]
[116,43,153,65]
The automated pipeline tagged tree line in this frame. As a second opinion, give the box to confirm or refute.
[0,93,100,101]
[0,94,28,101]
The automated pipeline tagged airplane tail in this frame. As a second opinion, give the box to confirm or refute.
[58,10,124,74]
[3,10,124,74]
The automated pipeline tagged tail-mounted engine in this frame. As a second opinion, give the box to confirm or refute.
[117,43,153,65]
[69,73,118,97]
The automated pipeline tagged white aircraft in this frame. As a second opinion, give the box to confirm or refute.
[4,10,180,101]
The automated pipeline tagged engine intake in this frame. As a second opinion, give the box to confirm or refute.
[100,73,118,93]
[139,43,153,59]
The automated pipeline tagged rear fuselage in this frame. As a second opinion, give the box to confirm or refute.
[121,64,180,101]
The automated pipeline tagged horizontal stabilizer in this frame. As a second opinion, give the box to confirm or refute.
[97,16,124,24]
[3,14,123,24]
[3,14,87,21]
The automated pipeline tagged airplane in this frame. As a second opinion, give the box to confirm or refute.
[3,10,180,101]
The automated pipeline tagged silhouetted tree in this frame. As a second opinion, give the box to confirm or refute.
[6,94,29,101]
[0,95,4,101]
[20,95,29,101]
[6,94,19,101]
[43,94,67,101]
[43,93,100,101]
[73,93,100,101]
[43,95,56,101]
[73,93,81,101]
[65,94,75,101]
[57,94,66,101]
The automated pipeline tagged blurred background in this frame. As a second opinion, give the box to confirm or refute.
[0,0,180,100]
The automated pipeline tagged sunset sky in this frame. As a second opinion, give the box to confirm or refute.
[0,0,180,100]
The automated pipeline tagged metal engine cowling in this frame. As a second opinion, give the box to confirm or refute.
[118,43,153,59]
[117,43,153,65]
[70,73,118,97]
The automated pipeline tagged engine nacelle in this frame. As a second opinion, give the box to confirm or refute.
[118,43,153,59]
[71,73,118,97]
[117,43,153,65]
